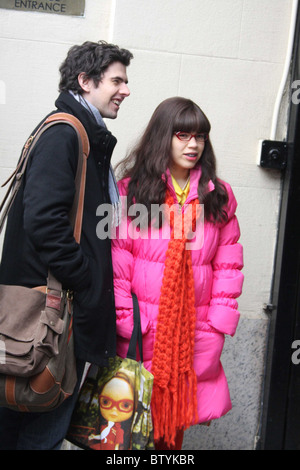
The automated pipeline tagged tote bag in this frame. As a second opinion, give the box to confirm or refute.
[67,294,154,450]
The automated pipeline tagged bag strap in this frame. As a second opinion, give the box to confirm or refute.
[127,293,144,363]
[0,112,90,307]
[45,113,90,244]
[0,112,90,242]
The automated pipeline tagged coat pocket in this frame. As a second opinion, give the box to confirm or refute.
[193,329,225,381]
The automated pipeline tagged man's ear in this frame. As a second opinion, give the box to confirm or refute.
[78,72,91,93]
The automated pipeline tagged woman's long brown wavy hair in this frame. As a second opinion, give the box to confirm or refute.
[115,97,228,224]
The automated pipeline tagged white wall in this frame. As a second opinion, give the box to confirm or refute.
[0,0,114,244]
[0,0,295,450]
[0,0,113,165]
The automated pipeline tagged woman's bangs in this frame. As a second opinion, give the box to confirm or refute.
[173,108,210,134]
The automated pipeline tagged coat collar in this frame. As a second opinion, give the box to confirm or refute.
[165,166,215,203]
[54,92,117,149]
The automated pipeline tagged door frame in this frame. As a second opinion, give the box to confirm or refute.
[259,4,300,450]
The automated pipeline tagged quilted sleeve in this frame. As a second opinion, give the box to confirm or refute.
[111,179,136,341]
[206,183,244,336]
[111,228,135,341]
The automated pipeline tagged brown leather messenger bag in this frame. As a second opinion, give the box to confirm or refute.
[0,112,90,412]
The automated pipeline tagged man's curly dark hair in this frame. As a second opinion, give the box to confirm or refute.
[59,40,133,94]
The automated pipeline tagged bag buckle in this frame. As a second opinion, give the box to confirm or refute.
[66,290,73,301]
[24,136,34,149]
[46,288,63,311]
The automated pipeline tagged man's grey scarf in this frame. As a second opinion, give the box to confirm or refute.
[69,91,121,227]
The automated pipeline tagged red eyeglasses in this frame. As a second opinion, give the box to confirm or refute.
[174,132,208,142]
[99,395,134,413]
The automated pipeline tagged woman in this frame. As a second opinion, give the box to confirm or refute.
[111,97,244,449]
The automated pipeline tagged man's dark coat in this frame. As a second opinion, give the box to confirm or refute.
[0,92,118,365]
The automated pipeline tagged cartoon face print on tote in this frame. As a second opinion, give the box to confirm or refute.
[88,373,135,450]
[99,376,134,423]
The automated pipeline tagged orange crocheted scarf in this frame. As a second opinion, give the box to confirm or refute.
[151,189,200,446]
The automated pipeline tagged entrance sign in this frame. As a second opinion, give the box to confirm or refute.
[0,0,85,16]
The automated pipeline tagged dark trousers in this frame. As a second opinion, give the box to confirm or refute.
[0,360,85,450]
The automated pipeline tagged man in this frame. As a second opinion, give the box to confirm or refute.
[0,40,133,450]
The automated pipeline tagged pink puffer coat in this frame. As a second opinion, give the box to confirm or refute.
[111,167,244,423]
